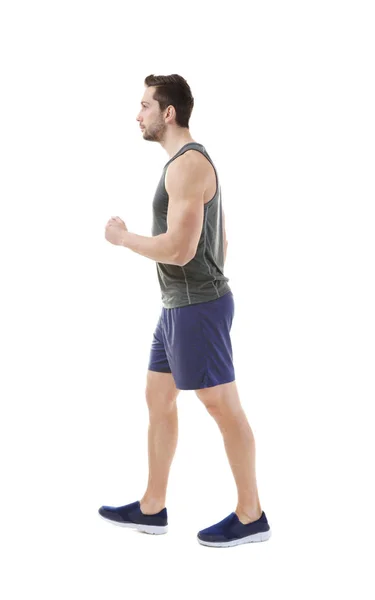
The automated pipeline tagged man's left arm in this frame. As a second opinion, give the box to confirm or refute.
[120,230,181,265]
[117,155,205,265]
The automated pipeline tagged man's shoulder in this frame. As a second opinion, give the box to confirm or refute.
[167,147,210,179]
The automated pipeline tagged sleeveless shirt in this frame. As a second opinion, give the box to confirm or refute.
[151,142,231,309]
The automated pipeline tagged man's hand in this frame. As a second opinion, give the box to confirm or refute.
[105,216,128,246]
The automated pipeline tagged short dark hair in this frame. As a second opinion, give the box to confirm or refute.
[144,74,194,128]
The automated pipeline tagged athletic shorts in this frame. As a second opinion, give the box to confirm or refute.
[147,290,235,390]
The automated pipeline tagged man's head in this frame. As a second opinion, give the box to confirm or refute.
[136,74,194,143]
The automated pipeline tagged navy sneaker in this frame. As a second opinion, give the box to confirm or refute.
[197,510,271,547]
[98,500,168,535]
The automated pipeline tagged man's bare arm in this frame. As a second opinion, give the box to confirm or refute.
[164,153,205,266]
[121,154,205,266]
[121,231,181,265]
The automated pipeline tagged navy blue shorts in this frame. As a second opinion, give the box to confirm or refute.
[148,290,235,390]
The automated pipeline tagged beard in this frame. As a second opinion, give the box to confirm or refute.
[142,115,167,142]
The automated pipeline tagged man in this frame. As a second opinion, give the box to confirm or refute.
[99,74,271,548]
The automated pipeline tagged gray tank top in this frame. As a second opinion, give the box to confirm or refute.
[151,142,231,309]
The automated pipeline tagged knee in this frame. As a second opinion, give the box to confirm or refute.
[145,371,179,413]
[195,388,225,417]
[145,387,177,414]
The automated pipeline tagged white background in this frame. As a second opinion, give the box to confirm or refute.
[1,0,374,598]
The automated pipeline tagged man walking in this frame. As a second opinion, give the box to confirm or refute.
[100,74,271,548]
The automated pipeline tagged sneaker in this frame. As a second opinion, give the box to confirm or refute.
[98,500,168,535]
[197,510,271,548]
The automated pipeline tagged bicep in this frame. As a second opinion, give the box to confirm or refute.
[166,159,205,265]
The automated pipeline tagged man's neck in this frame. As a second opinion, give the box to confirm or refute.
[160,131,197,159]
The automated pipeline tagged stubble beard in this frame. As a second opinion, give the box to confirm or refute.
[143,115,166,143]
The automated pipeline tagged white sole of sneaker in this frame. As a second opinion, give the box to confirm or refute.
[197,528,271,548]
[99,514,168,535]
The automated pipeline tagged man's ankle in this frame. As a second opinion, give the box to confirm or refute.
[235,504,262,524]
[140,498,166,514]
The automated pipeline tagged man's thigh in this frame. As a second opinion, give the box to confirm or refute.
[146,370,180,409]
[195,380,242,416]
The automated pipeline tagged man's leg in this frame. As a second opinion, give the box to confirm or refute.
[140,370,180,515]
[195,380,262,524]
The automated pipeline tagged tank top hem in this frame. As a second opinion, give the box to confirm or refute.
[161,283,232,310]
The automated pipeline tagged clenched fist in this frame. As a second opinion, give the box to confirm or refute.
[105,216,128,246]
